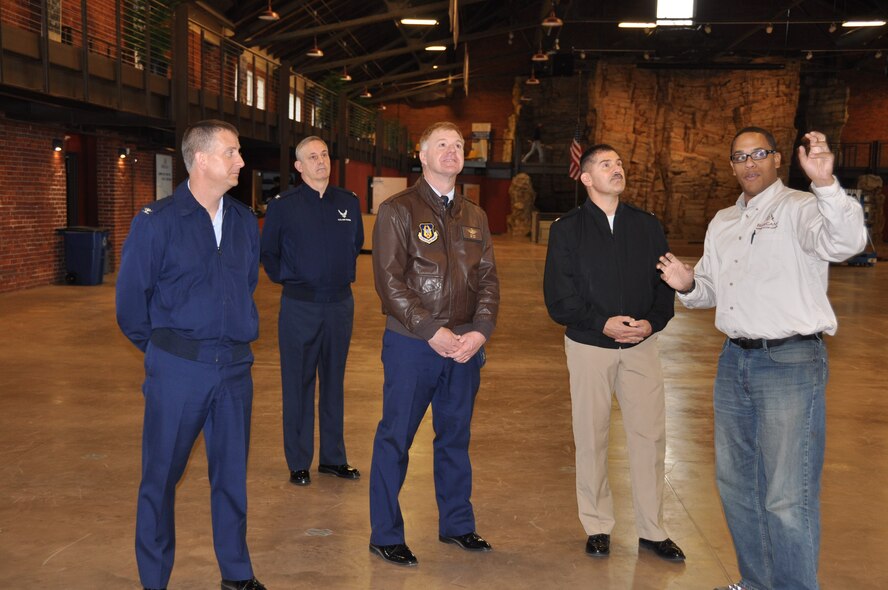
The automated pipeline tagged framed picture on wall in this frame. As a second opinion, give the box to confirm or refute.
[155,154,173,200]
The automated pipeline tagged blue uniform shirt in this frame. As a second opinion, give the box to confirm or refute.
[260,183,364,293]
[116,181,260,353]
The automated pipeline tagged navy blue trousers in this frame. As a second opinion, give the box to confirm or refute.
[369,329,483,546]
[136,344,254,589]
[279,295,353,471]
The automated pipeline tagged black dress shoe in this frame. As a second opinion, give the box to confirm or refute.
[639,537,686,561]
[585,533,610,557]
[438,531,492,552]
[289,469,310,485]
[221,578,266,590]
[318,463,360,479]
[369,542,418,566]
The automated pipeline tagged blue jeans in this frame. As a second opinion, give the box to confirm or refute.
[714,337,827,590]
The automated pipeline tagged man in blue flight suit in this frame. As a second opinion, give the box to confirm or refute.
[368,121,500,566]
[116,120,266,590]
[260,136,363,486]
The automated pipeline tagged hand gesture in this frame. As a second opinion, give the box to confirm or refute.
[798,131,835,187]
[656,253,694,292]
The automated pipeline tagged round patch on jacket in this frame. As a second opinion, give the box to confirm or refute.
[417,222,439,244]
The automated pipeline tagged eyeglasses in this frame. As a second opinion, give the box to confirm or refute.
[730,148,777,163]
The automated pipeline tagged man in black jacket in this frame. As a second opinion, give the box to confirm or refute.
[544,144,685,562]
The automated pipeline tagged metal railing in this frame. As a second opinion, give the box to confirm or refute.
[835,141,888,173]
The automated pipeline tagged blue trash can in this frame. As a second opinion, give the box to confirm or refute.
[58,227,108,285]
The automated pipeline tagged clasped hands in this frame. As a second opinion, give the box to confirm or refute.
[429,327,486,363]
[604,317,652,345]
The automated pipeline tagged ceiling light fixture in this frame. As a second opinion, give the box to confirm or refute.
[541,8,563,29]
[258,0,280,21]
[765,23,773,34]
[52,138,63,152]
[806,50,813,60]
[400,18,438,26]
[118,147,130,159]
[425,45,447,51]
[828,22,837,33]
[643,51,651,60]
[339,67,352,81]
[876,50,884,59]
[842,20,887,27]
[704,23,712,34]
[306,37,324,57]
[359,87,372,98]
[618,22,657,29]
[525,70,540,85]
[532,43,549,61]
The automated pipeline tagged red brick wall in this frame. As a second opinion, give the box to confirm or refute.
[0,119,172,292]
[95,134,166,274]
[0,120,68,292]
[840,72,888,143]
[382,73,516,162]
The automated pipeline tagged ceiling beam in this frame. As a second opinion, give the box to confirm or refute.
[250,0,489,45]
[296,21,538,75]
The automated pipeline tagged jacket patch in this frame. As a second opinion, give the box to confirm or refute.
[417,222,439,244]
[337,208,351,221]
[462,226,482,241]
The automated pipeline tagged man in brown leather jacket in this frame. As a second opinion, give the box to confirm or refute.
[368,121,500,567]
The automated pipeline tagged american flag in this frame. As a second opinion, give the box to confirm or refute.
[568,131,583,180]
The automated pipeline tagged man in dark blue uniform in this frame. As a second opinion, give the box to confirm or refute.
[369,122,500,566]
[260,136,363,486]
[116,120,265,590]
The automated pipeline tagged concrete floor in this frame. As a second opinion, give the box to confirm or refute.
[1,236,886,589]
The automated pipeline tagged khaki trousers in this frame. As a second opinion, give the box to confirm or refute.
[565,334,667,541]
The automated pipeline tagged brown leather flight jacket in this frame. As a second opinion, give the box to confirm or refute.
[372,177,499,341]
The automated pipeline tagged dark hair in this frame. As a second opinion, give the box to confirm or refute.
[182,119,239,172]
[579,143,620,171]
[731,126,777,153]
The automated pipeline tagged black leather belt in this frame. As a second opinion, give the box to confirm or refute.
[150,328,251,363]
[729,333,822,350]
[283,283,352,303]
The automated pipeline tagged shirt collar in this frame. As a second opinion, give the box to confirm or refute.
[737,178,784,211]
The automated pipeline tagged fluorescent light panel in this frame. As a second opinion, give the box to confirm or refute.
[842,20,887,27]
[657,0,693,26]
[619,22,658,28]
[401,18,438,26]
[425,45,447,51]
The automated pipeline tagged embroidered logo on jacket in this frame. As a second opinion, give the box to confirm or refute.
[141,207,153,215]
[337,208,351,222]
[417,222,439,244]
[756,213,778,230]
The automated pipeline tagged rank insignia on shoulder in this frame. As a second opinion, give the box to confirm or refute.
[274,194,281,199]
[141,207,153,214]
[417,222,439,244]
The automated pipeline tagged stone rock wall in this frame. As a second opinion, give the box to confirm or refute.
[507,173,536,237]
[587,61,802,240]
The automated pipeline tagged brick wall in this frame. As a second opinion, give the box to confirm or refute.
[95,134,165,274]
[382,65,517,162]
[0,119,68,292]
[840,72,888,143]
[0,118,172,293]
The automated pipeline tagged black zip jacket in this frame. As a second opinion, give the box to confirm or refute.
[543,199,675,349]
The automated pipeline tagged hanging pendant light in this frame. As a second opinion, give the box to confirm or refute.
[359,87,372,98]
[339,66,352,81]
[258,0,280,21]
[306,37,324,57]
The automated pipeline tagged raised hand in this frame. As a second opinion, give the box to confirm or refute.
[798,131,835,187]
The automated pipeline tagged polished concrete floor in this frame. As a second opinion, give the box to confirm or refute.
[1,236,886,589]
